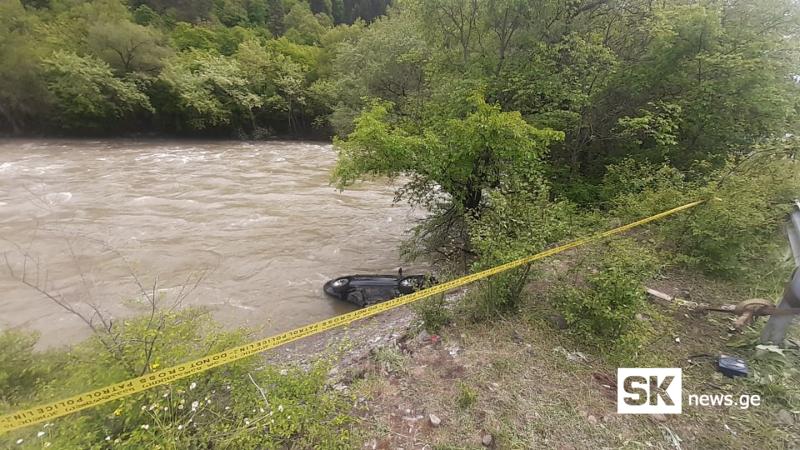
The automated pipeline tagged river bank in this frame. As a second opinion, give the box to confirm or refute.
[271,267,800,449]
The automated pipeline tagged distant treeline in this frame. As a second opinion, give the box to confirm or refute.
[0,0,797,150]
[0,0,392,137]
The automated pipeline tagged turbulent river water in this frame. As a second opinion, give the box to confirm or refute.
[0,140,421,348]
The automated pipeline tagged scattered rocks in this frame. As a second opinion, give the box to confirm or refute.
[567,351,588,363]
[481,433,494,447]
[429,413,441,426]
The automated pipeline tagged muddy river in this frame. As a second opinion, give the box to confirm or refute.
[0,140,421,348]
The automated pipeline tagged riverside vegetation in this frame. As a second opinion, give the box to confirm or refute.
[2,0,800,447]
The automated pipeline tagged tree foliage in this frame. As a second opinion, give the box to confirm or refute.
[41,50,153,130]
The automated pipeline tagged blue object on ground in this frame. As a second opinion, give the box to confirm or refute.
[717,355,749,378]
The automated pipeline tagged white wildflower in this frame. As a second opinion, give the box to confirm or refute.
[244,418,250,425]
[105,436,111,441]
[259,408,265,414]
[16,439,23,444]
[163,407,168,412]
[178,404,184,410]
[141,405,147,411]
[191,401,199,411]
[140,424,150,430]
[177,425,183,430]
[206,399,211,404]
[225,406,230,411]
[37,431,45,438]
[162,392,169,398]
[189,382,197,390]
[278,404,284,412]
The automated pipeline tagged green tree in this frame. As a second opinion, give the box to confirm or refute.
[87,20,173,74]
[284,1,329,45]
[159,49,261,129]
[330,11,426,135]
[0,0,50,133]
[335,93,563,213]
[41,50,153,130]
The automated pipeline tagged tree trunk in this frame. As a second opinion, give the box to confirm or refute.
[464,183,482,216]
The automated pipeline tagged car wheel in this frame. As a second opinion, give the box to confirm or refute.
[398,276,421,294]
[330,277,350,293]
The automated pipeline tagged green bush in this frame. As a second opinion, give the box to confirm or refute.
[554,239,659,359]
[413,294,453,334]
[0,331,60,407]
[456,382,477,410]
[608,148,800,278]
[3,308,356,449]
[465,189,583,320]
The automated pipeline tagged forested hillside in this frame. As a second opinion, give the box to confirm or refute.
[0,0,391,136]
[2,0,797,146]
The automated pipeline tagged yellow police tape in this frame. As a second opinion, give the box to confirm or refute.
[0,200,704,434]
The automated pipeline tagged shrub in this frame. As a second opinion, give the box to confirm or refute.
[554,239,659,359]
[413,294,453,334]
[3,308,356,449]
[0,330,60,407]
[608,146,800,278]
[465,189,583,320]
[456,382,477,410]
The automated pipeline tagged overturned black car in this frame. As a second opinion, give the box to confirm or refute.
[323,269,436,307]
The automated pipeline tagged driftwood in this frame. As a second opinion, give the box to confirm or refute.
[644,287,799,331]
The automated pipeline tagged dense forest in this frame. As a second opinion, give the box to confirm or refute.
[0,0,392,136]
[2,0,797,147]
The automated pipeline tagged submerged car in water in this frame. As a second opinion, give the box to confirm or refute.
[323,269,436,307]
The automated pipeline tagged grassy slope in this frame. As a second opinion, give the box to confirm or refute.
[346,267,800,449]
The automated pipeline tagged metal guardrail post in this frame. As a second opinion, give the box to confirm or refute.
[760,201,800,345]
